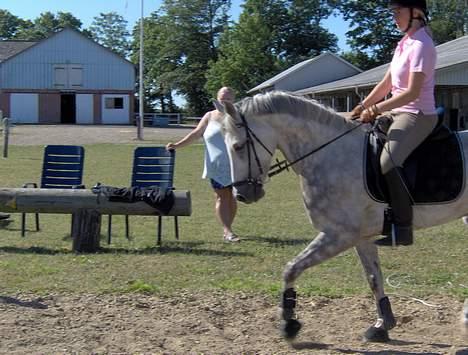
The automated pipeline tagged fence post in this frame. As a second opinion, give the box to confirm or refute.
[2,114,10,159]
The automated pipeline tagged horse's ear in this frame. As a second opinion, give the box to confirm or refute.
[212,99,225,114]
[221,100,237,119]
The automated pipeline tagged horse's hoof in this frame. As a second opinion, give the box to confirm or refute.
[281,319,302,339]
[363,326,390,343]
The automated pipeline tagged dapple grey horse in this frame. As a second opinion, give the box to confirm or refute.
[217,91,468,342]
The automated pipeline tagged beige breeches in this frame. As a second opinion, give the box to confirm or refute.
[380,111,438,174]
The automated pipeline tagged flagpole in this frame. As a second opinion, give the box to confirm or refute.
[137,0,144,140]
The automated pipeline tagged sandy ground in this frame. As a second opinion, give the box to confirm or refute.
[2,125,468,354]
[3,124,194,146]
[0,292,467,354]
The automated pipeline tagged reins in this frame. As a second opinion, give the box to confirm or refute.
[233,111,364,188]
[268,121,364,177]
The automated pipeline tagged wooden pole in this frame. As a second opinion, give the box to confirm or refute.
[2,116,9,159]
[0,188,191,216]
[71,209,101,253]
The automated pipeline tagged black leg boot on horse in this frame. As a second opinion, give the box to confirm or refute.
[376,167,413,246]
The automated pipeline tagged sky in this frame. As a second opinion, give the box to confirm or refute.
[0,0,350,52]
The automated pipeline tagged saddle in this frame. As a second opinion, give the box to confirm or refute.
[364,119,465,204]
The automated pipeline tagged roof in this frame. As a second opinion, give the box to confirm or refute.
[0,41,37,63]
[297,34,468,95]
[248,52,362,93]
[0,28,134,66]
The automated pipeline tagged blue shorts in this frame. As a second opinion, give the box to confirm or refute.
[210,179,232,190]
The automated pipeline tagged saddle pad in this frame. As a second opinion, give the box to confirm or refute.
[364,130,465,204]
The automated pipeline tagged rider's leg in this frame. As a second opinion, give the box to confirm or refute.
[377,112,438,246]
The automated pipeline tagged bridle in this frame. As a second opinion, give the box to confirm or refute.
[231,111,364,189]
[231,113,274,189]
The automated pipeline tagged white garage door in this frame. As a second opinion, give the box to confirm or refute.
[10,93,39,123]
[76,94,94,124]
[101,95,129,124]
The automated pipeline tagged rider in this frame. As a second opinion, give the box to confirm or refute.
[351,0,438,246]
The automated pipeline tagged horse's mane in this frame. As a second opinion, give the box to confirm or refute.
[236,91,356,129]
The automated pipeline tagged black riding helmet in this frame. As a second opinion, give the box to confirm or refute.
[389,0,428,32]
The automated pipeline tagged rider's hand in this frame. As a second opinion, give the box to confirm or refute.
[350,104,365,120]
[359,105,379,123]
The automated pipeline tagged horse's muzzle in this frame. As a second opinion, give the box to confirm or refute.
[234,184,265,204]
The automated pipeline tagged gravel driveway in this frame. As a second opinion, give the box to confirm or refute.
[2,124,194,146]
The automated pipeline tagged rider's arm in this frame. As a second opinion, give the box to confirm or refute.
[362,69,392,108]
[166,112,210,150]
[374,72,426,113]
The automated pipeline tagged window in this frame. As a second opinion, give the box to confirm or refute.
[54,66,67,87]
[69,66,83,87]
[105,97,124,109]
[53,64,83,88]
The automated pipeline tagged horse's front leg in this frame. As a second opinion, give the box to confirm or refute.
[281,229,357,339]
[355,240,396,342]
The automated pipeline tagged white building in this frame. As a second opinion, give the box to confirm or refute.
[248,52,362,95]
[0,28,135,125]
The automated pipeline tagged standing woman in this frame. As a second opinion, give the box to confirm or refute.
[351,0,437,246]
[166,87,239,242]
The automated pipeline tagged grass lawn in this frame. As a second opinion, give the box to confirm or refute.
[0,144,467,300]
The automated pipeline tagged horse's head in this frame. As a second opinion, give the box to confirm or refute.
[216,98,277,204]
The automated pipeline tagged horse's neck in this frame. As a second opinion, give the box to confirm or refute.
[270,111,361,173]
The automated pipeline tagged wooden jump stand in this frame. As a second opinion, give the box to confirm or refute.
[0,188,192,253]
[1,111,10,159]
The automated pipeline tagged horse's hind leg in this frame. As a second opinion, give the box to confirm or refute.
[280,230,357,339]
[355,240,396,342]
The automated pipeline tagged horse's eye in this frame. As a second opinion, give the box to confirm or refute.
[233,142,245,152]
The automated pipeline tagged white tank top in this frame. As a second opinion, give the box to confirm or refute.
[202,118,232,186]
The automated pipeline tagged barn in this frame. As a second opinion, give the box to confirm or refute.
[296,35,468,130]
[248,52,362,95]
[0,28,135,125]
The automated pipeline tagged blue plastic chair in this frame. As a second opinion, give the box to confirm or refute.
[107,146,178,245]
[22,145,85,236]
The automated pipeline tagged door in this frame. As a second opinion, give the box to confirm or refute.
[61,93,76,124]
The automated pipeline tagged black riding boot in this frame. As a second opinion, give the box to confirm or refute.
[375,167,413,246]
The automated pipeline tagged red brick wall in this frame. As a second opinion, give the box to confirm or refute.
[93,93,102,124]
[0,92,11,117]
[38,93,61,124]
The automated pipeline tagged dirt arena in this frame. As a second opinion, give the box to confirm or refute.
[0,292,467,354]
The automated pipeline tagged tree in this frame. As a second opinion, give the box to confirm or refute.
[154,0,231,115]
[205,0,281,97]
[89,12,131,57]
[14,11,84,40]
[339,0,468,70]
[130,14,180,113]
[206,0,338,97]
[0,10,32,40]
[429,0,467,44]
[279,0,338,63]
[338,0,400,69]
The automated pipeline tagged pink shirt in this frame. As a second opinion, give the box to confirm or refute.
[390,27,437,115]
